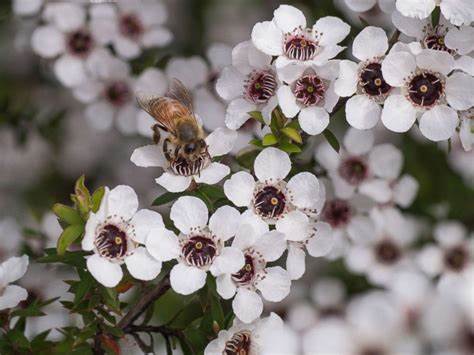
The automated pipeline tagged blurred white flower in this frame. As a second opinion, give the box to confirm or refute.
[395,0,474,26]
[277,61,340,135]
[82,185,164,287]
[131,127,236,192]
[381,47,474,142]
[251,5,350,70]
[13,0,43,16]
[214,223,291,323]
[0,255,29,310]
[146,197,245,296]
[316,128,418,206]
[205,313,299,355]
[89,0,172,60]
[0,217,22,259]
[344,0,396,13]
[224,147,326,242]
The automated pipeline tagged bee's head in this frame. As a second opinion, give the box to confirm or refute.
[183,139,206,156]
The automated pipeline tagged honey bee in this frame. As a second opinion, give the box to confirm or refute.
[137,79,210,176]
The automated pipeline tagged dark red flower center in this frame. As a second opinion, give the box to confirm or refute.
[244,70,277,104]
[182,235,217,268]
[293,74,326,106]
[119,14,144,39]
[284,30,318,61]
[444,245,467,272]
[338,156,369,186]
[359,62,392,97]
[375,239,401,264]
[231,254,255,286]
[423,34,455,54]
[322,199,352,228]
[253,185,287,219]
[67,29,94,57]
[95,224,128,259]
[105,81,131,107]
[407,72,443,107]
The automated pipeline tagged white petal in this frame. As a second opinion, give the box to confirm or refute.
[107,185,138,220]
[142,26,173,48]
[216,67,245,101]
[116,104,138,135]
[54,55,87,88]
[396,0,436,19]
[206,127,238,157]
[334,60,358,97]
[312,45,345,65]
[114,36,141,59]
[445,26,474,55]
[225,98,255,130]
[210,247,245,276]
[359,178,393,203]
[314,17,350,46]
[440,0,474,26]
[446,72,474,110]
[251,21,283,56]
[369,144,403,179]
[256,266,291,302]
[419,105,458,141]
[146,227,180,262]
[253,230,287,262]
[254,147,291,182]
[346,215,376,245]
[343,127,374,155]
[130,144,166,168]
[344,0,376,12]
[234,211,270,248]
[84,101,114,131]
[330,171,356,199]
[276,210,310,241]
[87,254,123,288]
[0,285,28,310]
[393,174,419,208]
[323,82,340,112]
[207,43,232,71]
[194,163,230,185]
[209,206,241,241]
[298,107,330,136]
[1,255,29,284]
[13,0,43,16]
[277,86,300,118]
[170,263,206,295]
[381,51,416,87]
[223,172,255,207]
[83,213,103,252]
[129,209,164,244]
[381,95,417,132]
[135,68,168,96]
[433,221,466,247]
[352,26,389,62]
[73,80,103,104]
[454,55,474,76]
[286,245,306,280]
[273,5,306,33]
[165,56,208,90]
[125,247,162,281]
[170,196,208,234]
[43,3,85,32]
[287,172,322,210]
[155,173,192,193]
[345,95,381,130]
[345,246,373,272]
[233,289,263,323]
[307,221,334,257]
[417,245,443,275]
[315,142,340,171]
[391,10,426,39]
[216,274,237,299]
[416,50,454,76]
[31,25,65,58]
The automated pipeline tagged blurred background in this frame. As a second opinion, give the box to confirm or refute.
[0,0,473,350]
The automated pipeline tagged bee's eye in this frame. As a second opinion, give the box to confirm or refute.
[184,143,197,154]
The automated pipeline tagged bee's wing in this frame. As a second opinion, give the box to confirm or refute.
[136,92,191,134]
[166,78,194,113]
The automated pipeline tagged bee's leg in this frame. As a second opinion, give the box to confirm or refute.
[163,138,173,161]
[152,124,161,144]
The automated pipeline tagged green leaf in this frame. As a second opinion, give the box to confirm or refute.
[285,119,301,130]
[322,129,340,153]
[53,204,83,225]
[198,185,225,200]
[262,133,278,146]
[236,149,259,170]
[152,192,183,206]
[73,175,91,218]
[249,138,264,148]
[280,127,303,144]
[57,225,84,255]
[39,249,89,268]
[248,110,265,124]
[279,141,302,154]
[91,187,106,213]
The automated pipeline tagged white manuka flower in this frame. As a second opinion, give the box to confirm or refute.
[82,185,164,288]
[89,0,172,60]
[224,147,326,242]
[146,196,245,296]
[131,127,236,192]
[31,2,103,88]
[214,223,291,323]
[0,255,29,310]
[251,5,350,70]
[335,26,395,130]
[73,50,143,134]
[316,128,418,206]
[205,313,298,355]
[277,61,340,135]
[13,0,43,16]
[286,220,334,280]
[458,108,473,151]
[381,48,474,142]
[216,40,279,129]
[417,221,473,283]
[395,0,474,26]
[345,207,417,286]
